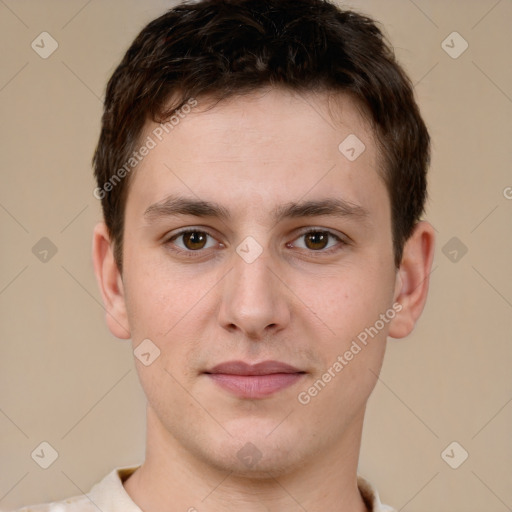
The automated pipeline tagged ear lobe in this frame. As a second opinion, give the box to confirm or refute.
[388,221,436,339]
[92,222,131,339]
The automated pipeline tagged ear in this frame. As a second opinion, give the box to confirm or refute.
[92,222,131,339]
[388,221,436,339]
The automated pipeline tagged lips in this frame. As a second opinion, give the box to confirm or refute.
[206,360,304,376]
[204,360,306,399]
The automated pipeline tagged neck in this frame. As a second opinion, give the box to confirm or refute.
[123,405,370,512]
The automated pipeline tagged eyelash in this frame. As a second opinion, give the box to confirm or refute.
[164,228,348,258]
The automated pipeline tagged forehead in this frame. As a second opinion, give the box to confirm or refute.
[148,89,376,162]
[126,88,388,225]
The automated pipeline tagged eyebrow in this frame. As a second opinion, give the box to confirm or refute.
[144,194,370,224]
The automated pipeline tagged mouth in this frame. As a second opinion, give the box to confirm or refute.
[204,360,306,399]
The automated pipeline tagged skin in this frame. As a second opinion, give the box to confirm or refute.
[93,88,435,512]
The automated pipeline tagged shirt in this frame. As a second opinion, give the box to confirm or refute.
[7,465,397,512]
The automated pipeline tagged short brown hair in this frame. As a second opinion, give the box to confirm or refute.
[93,0,430,273]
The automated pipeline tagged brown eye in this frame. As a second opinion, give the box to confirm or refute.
[304,231,330,250]
[167,229,217,253]
[288,229,346,255]
[182,231,208,250]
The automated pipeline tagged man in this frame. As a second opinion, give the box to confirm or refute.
[12,0,435,510]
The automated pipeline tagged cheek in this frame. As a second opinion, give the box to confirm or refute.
[298,264,392,336]
[122,255,218,379]
[122,252,203,336]
[295,262,394,397]
[296,274,390,420]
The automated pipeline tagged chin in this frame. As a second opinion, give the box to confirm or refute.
[209,451,305,479]
[206,431,307,478]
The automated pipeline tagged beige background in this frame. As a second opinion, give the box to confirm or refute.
[1,1,511,511]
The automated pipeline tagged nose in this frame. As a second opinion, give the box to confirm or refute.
[217,247,291,339]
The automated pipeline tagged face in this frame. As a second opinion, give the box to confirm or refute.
[105,89,404,475]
